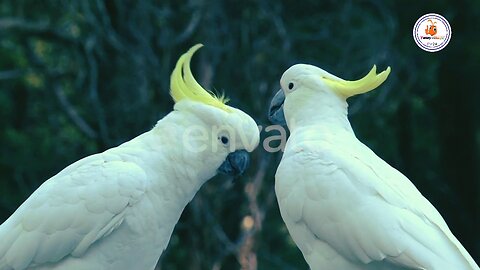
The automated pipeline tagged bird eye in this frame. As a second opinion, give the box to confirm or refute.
[220,136,229,145]
[288,82,294,90]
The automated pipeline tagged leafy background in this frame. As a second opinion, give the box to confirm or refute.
[0,0,478,269]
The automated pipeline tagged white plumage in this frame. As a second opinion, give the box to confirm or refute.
[269,64,479,270]
[0,45,260,270]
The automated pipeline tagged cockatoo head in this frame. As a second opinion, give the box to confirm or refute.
[169,44,260,177]
[268,64,390,126]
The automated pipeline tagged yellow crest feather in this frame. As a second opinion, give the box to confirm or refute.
[323,65,391,97]
[170,44,231,112]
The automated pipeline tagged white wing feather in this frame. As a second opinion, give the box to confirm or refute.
[0,153,146,270]
[276,139,479,270]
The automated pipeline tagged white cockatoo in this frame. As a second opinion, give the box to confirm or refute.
[268,64,479,270]
[0,44,260,270]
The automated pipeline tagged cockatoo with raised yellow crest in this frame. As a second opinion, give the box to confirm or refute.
[268,64,479,270]
[0,44,260,270]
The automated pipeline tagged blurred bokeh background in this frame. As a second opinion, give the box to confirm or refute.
[0,0,478,269]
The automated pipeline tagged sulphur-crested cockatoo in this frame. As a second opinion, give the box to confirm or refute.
[268,64,479,270]
[0,44,260,270]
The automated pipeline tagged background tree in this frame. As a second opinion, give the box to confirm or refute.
[0,0,478,269]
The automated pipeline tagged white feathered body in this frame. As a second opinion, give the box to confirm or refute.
[0,44,261,270]
[0,111,220,270]
[273,63,479,270]
[276,117,479,270]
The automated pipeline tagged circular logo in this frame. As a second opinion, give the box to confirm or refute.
[413,13,452,52]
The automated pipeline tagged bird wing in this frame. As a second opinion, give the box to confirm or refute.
[0,152,147,270]
[276,140,478,270]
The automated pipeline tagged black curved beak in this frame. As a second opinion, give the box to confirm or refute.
[268,89,286,125]
[217,150,250,176]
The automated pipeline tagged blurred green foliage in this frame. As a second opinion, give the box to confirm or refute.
[0,0,479,269]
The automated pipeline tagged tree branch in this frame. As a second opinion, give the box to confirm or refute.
[0,18,79,46]
[238,153,272,270]
[53,83,98,139]
[83,38,110,146]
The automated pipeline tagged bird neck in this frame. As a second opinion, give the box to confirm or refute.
[285,92,354,134]
[146,111,220,201]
